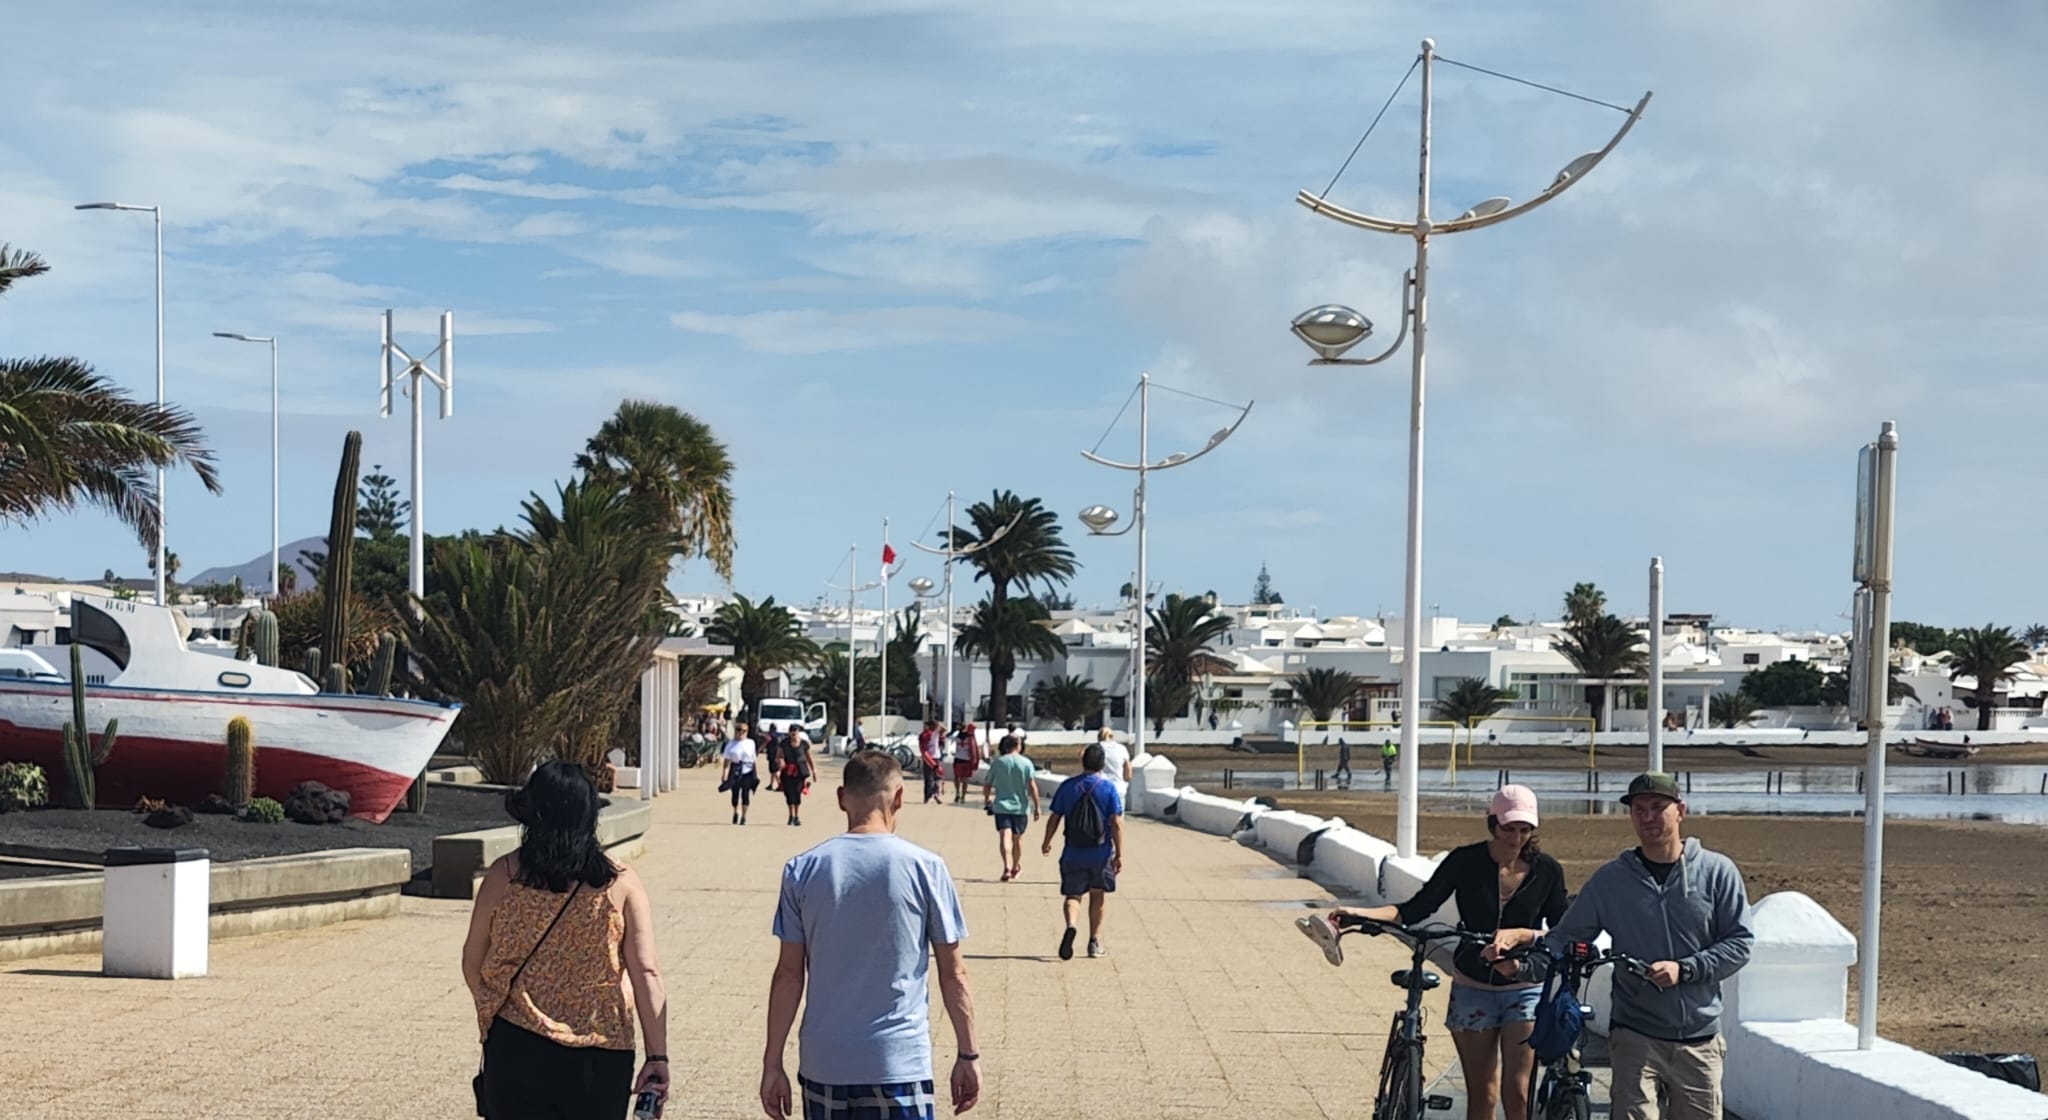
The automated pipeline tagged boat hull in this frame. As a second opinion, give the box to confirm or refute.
[0,681,459,823]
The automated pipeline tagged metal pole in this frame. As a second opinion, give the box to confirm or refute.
[1858,421,1899,1051]
[270,338,280,599]
[880,518,890,738]
[153,207,166,606]
[846,545,857,750]
[409,338,425,602]
[1392,39,1435,859]
[1135,374,1150,757]
[1649,556,1665,773]
[944,492,955,729]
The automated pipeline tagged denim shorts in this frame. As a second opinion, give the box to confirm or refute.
[993,813,1028,833]
[1444,983,1541,1032]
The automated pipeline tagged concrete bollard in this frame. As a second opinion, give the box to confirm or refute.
[102,847,209,979]
[1128,753,1177,819]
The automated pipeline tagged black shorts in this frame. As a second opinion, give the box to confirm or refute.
[781,778,805,806]
[1059,862,1116,897]
[482,1017,633,1120]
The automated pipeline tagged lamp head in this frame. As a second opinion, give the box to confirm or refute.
[1456,196,1511,221]
[1160,452,1188,466]
[908,577,935,596]
[1290,304,1374,360]
[1551,152,1600,190]
[1078,505,1121,534]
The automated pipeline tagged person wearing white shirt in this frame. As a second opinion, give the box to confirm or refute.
[1095,728,1132,784]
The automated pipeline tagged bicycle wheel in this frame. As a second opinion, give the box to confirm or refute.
[1373,1036,1424,1120]
[1545,1089,1589,1120]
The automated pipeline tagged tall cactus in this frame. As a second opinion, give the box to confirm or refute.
[223,716,256,806]
[367,632,396,698]
[234,616,252,661]
[324,663,349,694]
[318,431,363,691]
[302,646,322,682]
[59,644,119,808]
[254,608,280,668]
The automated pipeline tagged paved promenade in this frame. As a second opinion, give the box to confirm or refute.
[2,760,1427,1119]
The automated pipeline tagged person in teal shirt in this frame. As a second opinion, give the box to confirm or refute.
[981,734,1041,882]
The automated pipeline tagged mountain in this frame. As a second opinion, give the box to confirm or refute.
[188,536,330,592]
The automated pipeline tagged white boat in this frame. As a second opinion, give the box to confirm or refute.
[0,593,459,822]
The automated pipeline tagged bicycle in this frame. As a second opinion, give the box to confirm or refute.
[1523,941,1653,1120]
[1297,913,1527,1120]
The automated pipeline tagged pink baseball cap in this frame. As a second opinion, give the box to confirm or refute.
[1491,784,1539,828]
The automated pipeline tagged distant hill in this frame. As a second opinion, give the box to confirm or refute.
[188,536,329,592]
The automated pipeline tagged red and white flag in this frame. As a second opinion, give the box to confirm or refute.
[881,542,897,566]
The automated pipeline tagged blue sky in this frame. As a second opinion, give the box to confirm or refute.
[5,2,2046,631]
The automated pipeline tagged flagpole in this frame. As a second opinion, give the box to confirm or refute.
[880,517,891,741]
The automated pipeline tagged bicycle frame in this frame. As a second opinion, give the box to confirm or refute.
[1526,943,1652,1120]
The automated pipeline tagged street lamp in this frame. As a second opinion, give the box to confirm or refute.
[909,494,1021,730]
[1081,372,1253,760]
[213,333,279,598]
[75,201,166,605]
[1290,38,1650,858]
[826,546,889,751]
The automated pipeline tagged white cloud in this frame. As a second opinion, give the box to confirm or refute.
[670,306,1030,354]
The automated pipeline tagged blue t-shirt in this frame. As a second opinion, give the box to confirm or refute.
[772,833,968,1084]
[1048,773,1122,867]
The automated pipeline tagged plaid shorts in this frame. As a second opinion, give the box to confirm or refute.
[799,1076,936,1120]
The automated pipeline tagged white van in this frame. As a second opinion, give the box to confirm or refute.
[757,697,827,741]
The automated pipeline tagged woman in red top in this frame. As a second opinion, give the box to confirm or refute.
[950,721,979,802]
[917,720,944,804]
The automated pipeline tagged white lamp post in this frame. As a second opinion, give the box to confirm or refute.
[1081,373,1252,758]
[213,333,279,598]
[827,547,888,751]
[910,493,1021,731]
[1290,38,1650,858]
[75,202,165,604]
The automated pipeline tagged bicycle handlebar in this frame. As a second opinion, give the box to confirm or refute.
[1333,916,1532,956]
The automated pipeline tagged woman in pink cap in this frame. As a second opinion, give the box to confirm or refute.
[1331,784,1567,1120]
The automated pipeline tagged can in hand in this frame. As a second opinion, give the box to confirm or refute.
[633,1090,665,1119]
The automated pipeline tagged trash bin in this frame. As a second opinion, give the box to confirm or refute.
[102,847,209,979]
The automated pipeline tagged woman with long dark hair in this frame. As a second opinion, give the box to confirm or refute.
[462,762,669,1119]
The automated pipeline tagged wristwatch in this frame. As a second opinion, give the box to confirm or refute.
[1677,960,1697,984]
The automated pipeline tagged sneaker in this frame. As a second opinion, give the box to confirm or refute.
[732,812,739,824]
[1087,939,1105,958]
[1058,926,1077,961]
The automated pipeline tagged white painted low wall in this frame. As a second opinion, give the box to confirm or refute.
[1129,754,1177,819]
[1173,789,1266,836]
[1251,810,1331,857]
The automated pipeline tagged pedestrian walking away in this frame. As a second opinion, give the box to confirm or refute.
[761,750,981,1120]
[917,720,944,805]
[723,723,761,825]
[1041,744,1124,961]
[950,721,980,802]
[982,734,1041,882]
[1492,772,1753,1120]
[463,762,670,1120]
[774,730,816,827]
[1095,727,1132,783]
[1381,739,1397,785]
[1334,738,1353,789]
[1332,785,1567,1120]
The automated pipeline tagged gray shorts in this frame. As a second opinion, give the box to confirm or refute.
[1059,862,1116,897]
[993,813,1028,834]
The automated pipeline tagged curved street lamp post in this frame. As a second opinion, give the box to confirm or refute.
[1290,38,1650,858]
[213,333,279,598]
[908,496,1020,733]
[1081,373,1253,760]
[75,202,165,604]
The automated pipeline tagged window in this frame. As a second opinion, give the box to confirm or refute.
[217,671,252,689]
[1271,688,1295,703]
[1742,653,1761,665]
[69,602,132,671]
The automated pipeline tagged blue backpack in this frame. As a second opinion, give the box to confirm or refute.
[1526,961,1585,1061]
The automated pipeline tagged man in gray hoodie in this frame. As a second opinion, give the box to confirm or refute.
[1493,772,1752,1120]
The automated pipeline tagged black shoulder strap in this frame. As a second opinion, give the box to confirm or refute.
[490,881,580,1022]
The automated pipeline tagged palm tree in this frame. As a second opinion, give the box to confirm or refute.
[705,594,820,727]
[2024,624,2048,650]
[887,603,926,719]
[1948,624,2031,731]
[1710,692,1760,728]
[1146,673,1193,736]
[1435,678,1513,727]
[1563,582,1606,629]
[955,595,1066,722]
[1032,675,1106,730]
[1553,613,1646,730]
[1288,667,1362,723]
[1145,593,1233,686]
[799,650,880,737]
[948,491,1077,721]
[575,399,736,580]
[2,245,223,548]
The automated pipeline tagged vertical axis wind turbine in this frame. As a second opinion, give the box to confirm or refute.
[380,311,453,601]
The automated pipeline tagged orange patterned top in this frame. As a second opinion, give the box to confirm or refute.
[476,879,634,1050]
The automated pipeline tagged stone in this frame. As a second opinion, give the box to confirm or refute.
[194,793,236,815]
[143,806,195,829]
[282,781,351,825]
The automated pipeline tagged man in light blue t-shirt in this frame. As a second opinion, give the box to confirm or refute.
[980,734,1041,883]
[763,750,981,1120]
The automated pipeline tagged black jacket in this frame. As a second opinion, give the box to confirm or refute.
[1395,840,1569,986]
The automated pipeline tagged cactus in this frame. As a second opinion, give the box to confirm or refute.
[324,663,349,694]
[234,615,252,661]
[302,646,322,682]
[58,645,119,808]
[318,431,363,689]
[224,716,256,806]
[368,631,396,698]
[254,608,280,668]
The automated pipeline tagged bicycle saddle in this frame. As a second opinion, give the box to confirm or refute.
[1391,969,1440,991]
[1294,915,1345,966]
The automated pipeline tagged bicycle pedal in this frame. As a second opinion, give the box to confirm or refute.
[1424,1095,1454,1111]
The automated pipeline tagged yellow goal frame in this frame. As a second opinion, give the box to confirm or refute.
[1292,719,1472,786]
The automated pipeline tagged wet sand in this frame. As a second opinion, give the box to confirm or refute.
[1266,789,2048,1069]
[1160,739,2048,774]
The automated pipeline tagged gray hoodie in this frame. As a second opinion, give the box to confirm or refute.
[1543,837,1753,1041]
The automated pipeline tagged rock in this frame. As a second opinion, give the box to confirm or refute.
[282,781,350,824]
[143,806,195,829]
[194,793,236,815]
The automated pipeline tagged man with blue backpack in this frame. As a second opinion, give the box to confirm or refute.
[1041,744,1124,961]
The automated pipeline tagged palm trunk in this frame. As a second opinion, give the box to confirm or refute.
[1978,683,1996,731]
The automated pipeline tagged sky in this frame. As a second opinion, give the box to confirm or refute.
[4,1,2046,632]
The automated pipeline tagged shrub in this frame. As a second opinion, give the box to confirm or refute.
[0,762,49,812]
[242,797,285,824]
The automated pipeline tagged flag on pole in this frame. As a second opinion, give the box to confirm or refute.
[881,543,897,566]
